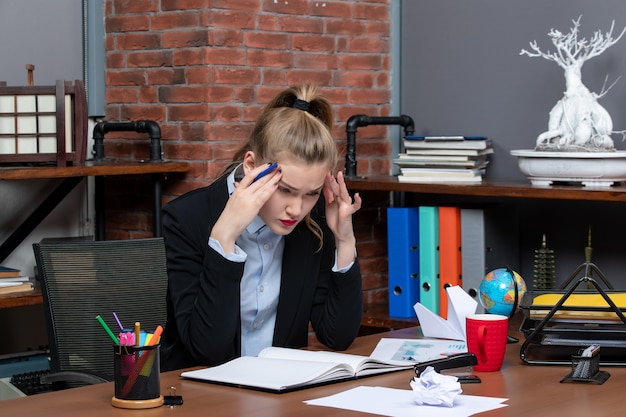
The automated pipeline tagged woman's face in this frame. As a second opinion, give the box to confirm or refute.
[258,158,328,235]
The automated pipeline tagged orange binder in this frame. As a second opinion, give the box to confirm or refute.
[438,206,462,318]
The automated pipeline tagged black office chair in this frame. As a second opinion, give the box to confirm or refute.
[33,237,168,389]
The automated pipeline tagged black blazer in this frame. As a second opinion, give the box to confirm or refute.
[160,175,363,371]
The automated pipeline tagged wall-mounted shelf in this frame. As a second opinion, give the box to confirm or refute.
[345,176,626,203]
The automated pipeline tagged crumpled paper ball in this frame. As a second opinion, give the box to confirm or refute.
[410,366,462,407]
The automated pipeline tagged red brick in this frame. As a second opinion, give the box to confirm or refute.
[151,11,200,30]
[146,68,186,85]
[308,1,352,18]
[168,104,211,122]
[205,10,256,30]
[106,15,150,32]
[161,0,209,11]
[292,34,334,52]
[120,104,166,121]
[127,51,174,68]
[212,0,260,11]
[112,0,158,14]
[173,49,205,66]
[247,50,292,68]
[212,105,243,122]
[204,48,246,66]
[293,53,339,70]
[339,54,384,71]
[263,0,308,15]
[355,3,389,21]
[209,29,244,47]
[348,37,388,54]
[214,68,260,85]
[106,87,138,103]
[276,16,324,33]
[185,67,213,84]
[140,87,158,103]
[243,32,290,50]
[106,70,146,86]
[117,33,161,50]
[162,29,209,48]
[159,86,210,103]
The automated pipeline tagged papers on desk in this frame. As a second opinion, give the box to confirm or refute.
[413,285,477,341]
[369,338,467,365]
[304,386,508,417]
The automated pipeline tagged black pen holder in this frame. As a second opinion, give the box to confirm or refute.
[560,348,610,384]
[111,344,163,409]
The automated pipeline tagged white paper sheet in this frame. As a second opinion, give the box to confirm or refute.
[304,386,508,417]
[413,285,478,341]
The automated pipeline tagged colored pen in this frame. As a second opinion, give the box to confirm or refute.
[96,315,120,344]
[253,162,278,182]
[112,312,124,330]
[135,322,141,347]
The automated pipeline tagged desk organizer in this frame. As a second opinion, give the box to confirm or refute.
[519,271,626,366]
[0,80,87,167]
[560,347,610,384]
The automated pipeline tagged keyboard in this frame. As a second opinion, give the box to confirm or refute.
[10,370,54,395]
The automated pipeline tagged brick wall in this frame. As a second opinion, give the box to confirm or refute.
[103,0,392,307]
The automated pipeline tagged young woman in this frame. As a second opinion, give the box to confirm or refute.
[160,85,363,371]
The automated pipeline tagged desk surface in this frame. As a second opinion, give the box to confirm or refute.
[3,320,625,416]
[0,159,189,180]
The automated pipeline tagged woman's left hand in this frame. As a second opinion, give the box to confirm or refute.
[323,171,362,267]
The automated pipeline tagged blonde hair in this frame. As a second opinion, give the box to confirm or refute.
[231,85,337,249]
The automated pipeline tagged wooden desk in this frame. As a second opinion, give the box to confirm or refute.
[3,321,624,416]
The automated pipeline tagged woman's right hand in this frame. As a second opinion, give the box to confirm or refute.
[210,164,282,253]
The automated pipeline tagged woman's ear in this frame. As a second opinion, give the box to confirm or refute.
[242,151,258,176]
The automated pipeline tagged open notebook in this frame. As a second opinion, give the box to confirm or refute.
[180,346,415,393]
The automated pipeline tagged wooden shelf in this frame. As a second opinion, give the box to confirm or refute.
[0,285,42,309]
[346,175,626,203]
[0,159,189,180]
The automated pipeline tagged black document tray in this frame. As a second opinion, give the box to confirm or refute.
[519,276,626,366]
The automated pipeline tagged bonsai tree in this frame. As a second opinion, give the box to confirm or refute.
[520,16,626,152]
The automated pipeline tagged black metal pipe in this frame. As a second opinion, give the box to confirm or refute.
[344,114,415,178]
[92,120,162,161]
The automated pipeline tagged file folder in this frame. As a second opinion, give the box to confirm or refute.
[460,207,520,313]
[438,206,462,319]
[387,207,420,318]
[418,206,439,315]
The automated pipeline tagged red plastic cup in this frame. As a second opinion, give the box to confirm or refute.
[466,314,508,372]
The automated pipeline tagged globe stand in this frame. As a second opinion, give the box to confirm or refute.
[507,276,519,344]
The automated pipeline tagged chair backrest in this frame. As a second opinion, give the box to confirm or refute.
[33,238,168,379]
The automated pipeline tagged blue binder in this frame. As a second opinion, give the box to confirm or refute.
[418,206,440,314]
[387,207,420,318]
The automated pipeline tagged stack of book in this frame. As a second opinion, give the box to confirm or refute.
[394,135,493,183]
[0,266,34,295]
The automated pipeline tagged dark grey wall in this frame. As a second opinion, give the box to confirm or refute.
[0,0,83,86]
[400,2,626,287]
[400,1,626,180]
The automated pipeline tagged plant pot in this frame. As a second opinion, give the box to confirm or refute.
[510,149,626,187]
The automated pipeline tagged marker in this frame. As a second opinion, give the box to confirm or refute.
[112,312,124,330]
[96,315,120,344]
[253,162,278,182]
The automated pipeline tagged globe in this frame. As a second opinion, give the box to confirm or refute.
[479,268,527,317]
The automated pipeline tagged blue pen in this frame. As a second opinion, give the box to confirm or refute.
[253,162,278,182]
